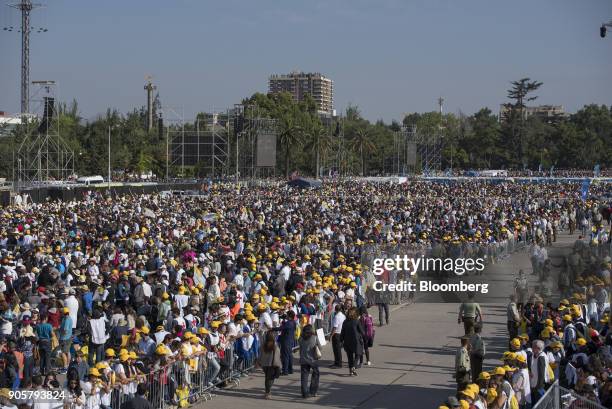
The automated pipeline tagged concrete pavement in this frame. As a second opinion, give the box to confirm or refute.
[197,232,577,408]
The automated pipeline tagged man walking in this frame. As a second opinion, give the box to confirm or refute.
[455,336,471,391]
[329,305,345,368]
[458,293,482,336]
[507,294,521,340]
[469,324,485,383]
[377,302,389,327]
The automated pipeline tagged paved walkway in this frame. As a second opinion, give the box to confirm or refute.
[198,233,577,408]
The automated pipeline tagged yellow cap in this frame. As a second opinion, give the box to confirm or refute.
[155,345,169,356]
[516,354,527,363]
[198,327,209,335]
[576,338,587,346]
[140,326,150,335]
[105,348,115,357]
[96,362,109,370]
[89,368,101,377]
[510,338,520,349]
[493,366,506,376]
[211,321,221,329]
[63,307,70,314]
[460,389,475,399]
[478,371,490,380]
[459,400,469,409]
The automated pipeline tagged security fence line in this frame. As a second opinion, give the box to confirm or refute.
[532,381,607,409]
[54,311,333,409]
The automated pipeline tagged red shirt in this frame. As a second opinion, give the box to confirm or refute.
[47,310,61,328]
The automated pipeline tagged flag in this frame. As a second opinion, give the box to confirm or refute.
[581,179,591,201]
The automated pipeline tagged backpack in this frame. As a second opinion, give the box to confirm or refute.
[356,293,366,309]
[362,315,375,340]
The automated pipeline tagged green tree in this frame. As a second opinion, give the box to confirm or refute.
[278,110,303,178]
[350,127,376,176]
[502,78,543,167]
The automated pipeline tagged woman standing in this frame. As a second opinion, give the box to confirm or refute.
[298,324,320,399]
[359,306,374,367]
[340,307,364,376]
[258,330,281,399]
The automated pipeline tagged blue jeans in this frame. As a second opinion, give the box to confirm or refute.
[38,339,52,375]
[88,343,105,366]
[280,343,293,374]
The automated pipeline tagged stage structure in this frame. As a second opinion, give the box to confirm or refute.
[166,104,277,179]
[234,104,278,179]
[166,108,230,178]
[391,125,441,175]
[14,80,74,189]
[322,117,347,177]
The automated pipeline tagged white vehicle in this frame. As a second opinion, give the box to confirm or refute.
[76,175,105,186]
[480,170,508,177]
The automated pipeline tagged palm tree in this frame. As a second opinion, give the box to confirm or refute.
[304,123,332,178]
[278,112,303,178]
[350,127,376,176]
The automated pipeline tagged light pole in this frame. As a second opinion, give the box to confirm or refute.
[108,125,111,189]
[108,124,118,190]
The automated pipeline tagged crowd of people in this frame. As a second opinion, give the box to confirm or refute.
[445,199,612,409]
[0,179,608,408]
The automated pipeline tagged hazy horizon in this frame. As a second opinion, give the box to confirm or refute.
[1,0,611,122]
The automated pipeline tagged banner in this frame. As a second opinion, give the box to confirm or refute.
[581,179,591,201]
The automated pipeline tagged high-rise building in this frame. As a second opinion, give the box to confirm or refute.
[268,72,334,115]
[499,104,567,123]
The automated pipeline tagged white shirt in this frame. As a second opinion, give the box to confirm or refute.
[65,295,80,329]
[332,311,346,333]
[142,282,152,297]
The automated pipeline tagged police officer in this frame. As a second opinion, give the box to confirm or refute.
[455,336,471,391]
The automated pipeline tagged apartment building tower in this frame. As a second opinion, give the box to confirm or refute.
[268,72,334,115]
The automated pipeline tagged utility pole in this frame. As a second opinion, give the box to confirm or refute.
[438,96,444,115]
[108,125,112,190]
[5,1,45,115]
[144,75,156,132]
[165,128,169,181]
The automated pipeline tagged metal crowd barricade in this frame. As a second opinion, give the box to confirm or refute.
[532,381,607,409]
[92,297,367,408]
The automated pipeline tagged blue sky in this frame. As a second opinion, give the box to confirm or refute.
[1,0,611,122]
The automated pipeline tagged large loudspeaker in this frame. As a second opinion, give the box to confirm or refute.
[38,97,54,134]
[256,131,276,167]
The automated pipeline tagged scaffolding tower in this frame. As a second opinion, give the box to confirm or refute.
[166,108,231,178]
[234,105,278,180]
[390,125,442,175]
[14,80,74,188]
[391,125,417,175]
[416,131,442,175]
